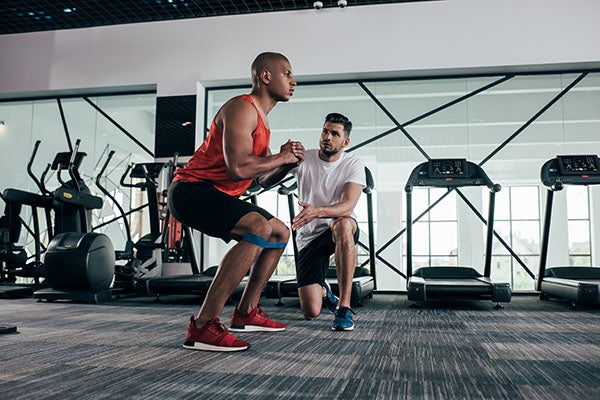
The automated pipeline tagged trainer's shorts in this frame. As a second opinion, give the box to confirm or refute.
[296,220,359,287]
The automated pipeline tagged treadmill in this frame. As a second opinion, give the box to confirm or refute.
[405,159,511,306]
[264,167,376,307]
[537,155,600,306]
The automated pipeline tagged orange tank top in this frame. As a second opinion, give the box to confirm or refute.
[173,94,270,198]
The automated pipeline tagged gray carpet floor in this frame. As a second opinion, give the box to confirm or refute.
[1,294,599,400]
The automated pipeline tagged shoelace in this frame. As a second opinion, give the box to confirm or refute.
[208,318,229,333]
[256,307,270,319]
[335,306,356,317]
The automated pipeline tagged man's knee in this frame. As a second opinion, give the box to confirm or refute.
[269,218,290,242]
[302,309,321,320]
[331,217,356,242]
[238,212,273,239]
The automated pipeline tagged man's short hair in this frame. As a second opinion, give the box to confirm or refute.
[251,52,289,86]
[325,113,352,136]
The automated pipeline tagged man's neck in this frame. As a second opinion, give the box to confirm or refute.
[249,91,276,116]
[318,150,343,163]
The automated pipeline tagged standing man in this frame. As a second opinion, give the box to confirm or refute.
[168,52,303,352]
[291,113,365,331]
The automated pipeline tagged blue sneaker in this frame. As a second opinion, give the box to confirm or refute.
[322,280,338,314]
[332,306,356,331]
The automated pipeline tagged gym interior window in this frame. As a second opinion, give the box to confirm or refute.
[205,70,600,291]
[0,93,157,260]
[484,186,541,291]
[566,186,592,266]
[403,187,459,268]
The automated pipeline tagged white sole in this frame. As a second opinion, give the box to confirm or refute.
[332,326,354,331]
[183,342,249,352]
[229,325,286,333]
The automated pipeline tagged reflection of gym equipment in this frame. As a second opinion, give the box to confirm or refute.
[101,158,167,295]
[263,167,376,307]
[0,189,50,298]
[405,159,511,306]
[537,155,600,306]
[33,140,115,303]
[0,140,75,298]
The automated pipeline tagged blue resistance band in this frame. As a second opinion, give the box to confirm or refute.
[242,233,287,249]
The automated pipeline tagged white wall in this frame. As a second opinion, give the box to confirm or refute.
[1,0,599,100]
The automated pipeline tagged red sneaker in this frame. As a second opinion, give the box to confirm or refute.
[230,307,286,332]
[183,316,249,352]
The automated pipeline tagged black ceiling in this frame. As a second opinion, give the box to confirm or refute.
[1,1,435,35]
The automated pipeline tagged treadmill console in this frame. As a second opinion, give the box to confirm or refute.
[557,155,600,175]
[428,159,467,178]
[406,158,497,190]
[541,155,600,188]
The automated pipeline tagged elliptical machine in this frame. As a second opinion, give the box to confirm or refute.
[95,151,166,295]
[0,140,57,298]
[33,140,115,303]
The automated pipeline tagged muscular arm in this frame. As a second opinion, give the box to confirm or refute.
[221,99,301,181]
[292,182,364,231]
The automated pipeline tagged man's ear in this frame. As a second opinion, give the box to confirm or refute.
[343,134,350,148]
[260,69,271,84]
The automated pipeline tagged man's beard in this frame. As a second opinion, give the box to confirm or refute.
[320,147,340,157]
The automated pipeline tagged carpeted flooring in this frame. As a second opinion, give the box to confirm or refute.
[1,294,599,400]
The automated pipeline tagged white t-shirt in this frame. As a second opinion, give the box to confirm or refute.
[291,149,366,251]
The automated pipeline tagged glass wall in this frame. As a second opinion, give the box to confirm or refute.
[0,93,157,266]
[205,71,600,292]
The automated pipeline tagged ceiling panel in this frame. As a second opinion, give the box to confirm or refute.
[1,1,437,35]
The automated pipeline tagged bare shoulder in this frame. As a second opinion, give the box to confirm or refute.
[216,96,257,129]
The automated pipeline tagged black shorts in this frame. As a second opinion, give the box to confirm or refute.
[168,180,274,242]
[296,222,359,288]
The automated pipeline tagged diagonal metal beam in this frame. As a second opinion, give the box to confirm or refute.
[357,82,430,160]
[349,75,513,155]
[480,72,588,166]
[83,96,154,158]
[454,188,536,279]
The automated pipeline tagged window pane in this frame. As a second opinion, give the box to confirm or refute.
[412,256,431,269]
[431,256,458,266]
[513,263,536,291]
[411,222,429,255]
[511,221,540,254]
[569,256,591,267]
[429,188,457,220]
[486,187,510,220]
[566,186,589,219]
[410,188,430,221]
[491,221,511,255]
[490,256,512,283]
[510,187,539,220]
[568,220,591,254]
[430,221,458,255]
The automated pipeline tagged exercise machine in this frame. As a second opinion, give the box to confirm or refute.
[405,159,511,306]
[263,167,376,307]
[537,155,600,306]
[0,189,50,298]
[0,140,57,298]
[33,140,115,303]
[98,156,167,295]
